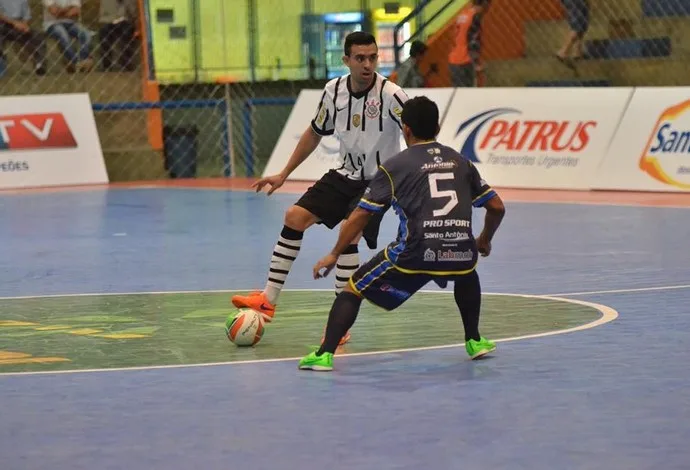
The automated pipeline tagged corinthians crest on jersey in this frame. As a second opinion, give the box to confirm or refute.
[365,98,381,119]
[310,72,409,181]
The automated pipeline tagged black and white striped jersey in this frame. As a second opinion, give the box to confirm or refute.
[311,72,409,181]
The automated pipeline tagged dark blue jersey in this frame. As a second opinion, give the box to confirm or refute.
[358,141,496,274]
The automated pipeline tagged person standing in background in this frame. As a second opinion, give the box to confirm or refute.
[394,40,437,88]
[99,0,138,71]
[556,0,590,69]
[447,0,490,87]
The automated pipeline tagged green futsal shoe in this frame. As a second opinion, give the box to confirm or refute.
[298,351,334,371]
[465,337,496,360]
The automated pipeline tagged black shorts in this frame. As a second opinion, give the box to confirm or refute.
[349,250,476,311]
[295,169,387,249]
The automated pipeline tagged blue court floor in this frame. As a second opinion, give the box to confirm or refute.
[1,187,689,469]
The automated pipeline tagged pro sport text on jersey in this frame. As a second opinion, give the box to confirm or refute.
[358,141,497,274]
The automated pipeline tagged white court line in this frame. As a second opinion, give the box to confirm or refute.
[0,291,618,377]
[543,284,690,297]
[1,283,686,302]
[0,288,326,302]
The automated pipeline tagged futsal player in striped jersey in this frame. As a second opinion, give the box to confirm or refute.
[232,32,409,345]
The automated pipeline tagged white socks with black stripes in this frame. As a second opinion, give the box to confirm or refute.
[264,227,359,305]
[335,244,359,295]
[264,226,303,305]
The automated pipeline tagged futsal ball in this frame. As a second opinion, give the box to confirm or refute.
[225,308,265,347]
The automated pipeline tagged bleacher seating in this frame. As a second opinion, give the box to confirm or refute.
[420,0,690,87]
[0,1,163,181]
[490,0,690,86]
[642,0,690,17]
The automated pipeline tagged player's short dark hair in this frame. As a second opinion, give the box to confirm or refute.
[401,96,439,140]
[344,31,377,56]
[409,40,428,58]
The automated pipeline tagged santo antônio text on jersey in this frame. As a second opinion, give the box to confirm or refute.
[359,141,497,274]
[311,72,408,181]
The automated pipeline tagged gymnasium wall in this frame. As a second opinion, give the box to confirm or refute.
[145,0,469,82]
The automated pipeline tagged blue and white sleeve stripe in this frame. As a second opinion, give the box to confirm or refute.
[358,199,386,212]
[472,189,497,208]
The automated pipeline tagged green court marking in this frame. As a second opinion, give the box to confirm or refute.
[0,290,605,374]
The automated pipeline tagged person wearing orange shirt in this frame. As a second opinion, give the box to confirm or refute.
[447,0,489,87]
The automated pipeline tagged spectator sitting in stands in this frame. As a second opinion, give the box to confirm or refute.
[556,0,590,69]
[43,0,93,73]
[394,40,438,88]
[99,0,138,71]
[0,0,46,75]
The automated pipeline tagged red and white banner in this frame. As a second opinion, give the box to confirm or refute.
[265,85,690,193]
[263,88,456,181]
[0,93,108,189]
[595,87,690,192]
[436,87,633,190]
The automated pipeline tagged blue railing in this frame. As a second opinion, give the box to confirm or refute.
[91,97,301,178]
[242,97,297,177]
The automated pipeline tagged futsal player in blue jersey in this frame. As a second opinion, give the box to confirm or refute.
[299,96,506,371]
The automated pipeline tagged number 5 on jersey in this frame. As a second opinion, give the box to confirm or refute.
[428,173,458,217]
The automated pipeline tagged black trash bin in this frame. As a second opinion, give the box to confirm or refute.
[163,125,198,179]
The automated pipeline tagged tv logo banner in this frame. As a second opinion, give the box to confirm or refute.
[0,113,77,150]
[0,93,107,189]
[437,88,633,190]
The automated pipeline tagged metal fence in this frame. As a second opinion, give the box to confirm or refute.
[1,0,688,181]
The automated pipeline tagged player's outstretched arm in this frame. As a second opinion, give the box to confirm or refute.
[476,195,505,257]
[252,126,322,195]
[313,208,373,279]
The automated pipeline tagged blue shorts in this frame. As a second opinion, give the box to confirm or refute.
[349,250,475,311]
